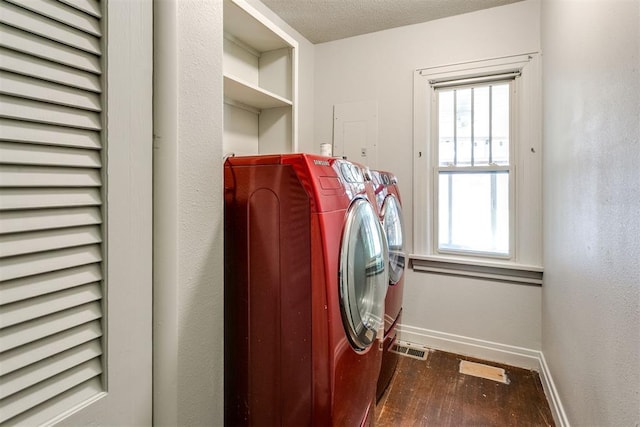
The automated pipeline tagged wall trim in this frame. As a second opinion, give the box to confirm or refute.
[410,255,544,285]
[538,351,571,427]
[398,324,569,427]
[399,324,541,369]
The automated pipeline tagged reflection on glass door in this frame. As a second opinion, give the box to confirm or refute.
[382,195,405,284]
[339,198,388,351]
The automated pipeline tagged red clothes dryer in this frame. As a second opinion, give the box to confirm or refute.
[224,154,388,426]
[371,170,406,400]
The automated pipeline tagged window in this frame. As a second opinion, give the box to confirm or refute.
[412,55,542,282]
[436,80,513,257]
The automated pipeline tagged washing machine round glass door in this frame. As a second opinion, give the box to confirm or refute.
[339,198,389,351]
[381,194,406,284]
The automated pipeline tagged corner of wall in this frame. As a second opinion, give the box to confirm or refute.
[153,0,225,425]
[399,324,570,427]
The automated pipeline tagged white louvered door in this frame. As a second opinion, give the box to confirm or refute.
[0,1,152,425]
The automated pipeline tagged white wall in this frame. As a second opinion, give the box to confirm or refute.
[153,1,224,425]
[541,0,640,425]
[314,0,543,359]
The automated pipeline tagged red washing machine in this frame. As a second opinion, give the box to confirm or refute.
[224,154,388,426]
[371,170,406,400]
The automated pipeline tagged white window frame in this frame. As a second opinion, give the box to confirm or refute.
[434,78,516,259]
[412,54,543,283]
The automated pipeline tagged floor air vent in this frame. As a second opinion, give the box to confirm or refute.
[389,341,429,360]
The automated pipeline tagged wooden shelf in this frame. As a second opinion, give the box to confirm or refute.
[222,0,297,155]
[223,74,292,110]
[223,0,291,52]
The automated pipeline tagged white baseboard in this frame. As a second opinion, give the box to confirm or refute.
[398,324,570,427]
[538,351,571,427]
[399,324,541,369]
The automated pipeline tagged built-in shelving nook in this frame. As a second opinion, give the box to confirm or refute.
[223,0,298,155]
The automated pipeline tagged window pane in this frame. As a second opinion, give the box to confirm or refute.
[438,90,454,166]
[473,86,490,165]
[439,83,511,168]
[438,172,509,255]
[455,88,472,166]
[491,84,510,165]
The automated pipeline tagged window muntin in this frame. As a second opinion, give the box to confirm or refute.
[435,81,514,257]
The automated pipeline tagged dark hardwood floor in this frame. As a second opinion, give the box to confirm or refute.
[375,349,555,426]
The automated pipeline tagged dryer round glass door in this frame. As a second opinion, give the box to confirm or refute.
[382,194,406,284]
[339,198,389,351]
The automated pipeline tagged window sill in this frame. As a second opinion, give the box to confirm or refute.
[409,254,543,285]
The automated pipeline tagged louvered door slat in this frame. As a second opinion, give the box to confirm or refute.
[0,188,101,211]
[0,119,101,149]
[0,358,102,423]
[0,142,101,168]
[6,0,101,36]
[0,47,101,92]
[0,244,101,283]
[0,301,101,353]
[0,95,101,129]
[0,264,101,306]
[0,0,105,422]
[0,25,100,73]
[0,165,101,187]
[0,71,101,111]
[1,283,101,329]
[1,284,101,329]
[1,377,103,427]
[0,207,101,235]
[0,321,102,376]
[0,225,101,258]
[0,339,101,399]
[58,0,101,19]
[0,2,100,55]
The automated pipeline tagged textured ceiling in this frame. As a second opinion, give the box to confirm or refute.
[260,0,524,44]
